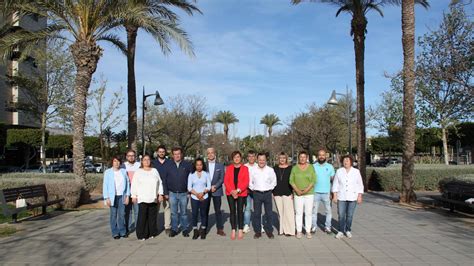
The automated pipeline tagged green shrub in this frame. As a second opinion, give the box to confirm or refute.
[0,173,103,193]
[367,165,474,191]
[0,178,82,208]
[438,174,474,192]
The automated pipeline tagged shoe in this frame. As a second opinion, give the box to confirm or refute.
[165,228,171,235]
[266,232,274,239]
[200,229,207,239]
[306,233,313,239]
[169,230,178,237]
[335,232,344,239]
[149,235,155,239]
[243,224,250,233]
[231,230,236,240]
[296,232,302,239]
[324,227,332,234]
[261,225,265,233]
[254,232,262,239]
[113,236,120,240]
[139,238,146,241]
[122,234,128,238]
[182,230,190,237]
[238,230,244,240]
[310,226,317,234]
[217,229,226,236]
[192,229,199,240]
[345,231,352,238]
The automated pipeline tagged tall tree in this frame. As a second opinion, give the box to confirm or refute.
[214,111,239,141]
[292,0,429,191]
[87,77,124,162]
[123,0,200,151]
[3,39,74,173]
[416,5,473,165]
[0,0,158,187]
[260,113,282,138]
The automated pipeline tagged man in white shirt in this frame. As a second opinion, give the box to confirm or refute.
[243,150,258,233]
[250,153,277,239]
[122,149,141,233]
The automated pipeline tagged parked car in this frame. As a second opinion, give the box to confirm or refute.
[94,163,104,173]
[85,163,96,173]
[371,159,390,167]
[58,164,73,173]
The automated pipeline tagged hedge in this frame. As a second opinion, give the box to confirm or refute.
[0,173,104,208]
[438,174,474,192]
[368,165,474,192]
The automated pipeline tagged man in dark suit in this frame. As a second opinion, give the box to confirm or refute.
[205,147,226,236]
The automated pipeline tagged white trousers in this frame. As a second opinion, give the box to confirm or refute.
[294,194,314,233]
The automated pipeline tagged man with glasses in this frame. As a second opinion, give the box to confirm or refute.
[123,149,141,234]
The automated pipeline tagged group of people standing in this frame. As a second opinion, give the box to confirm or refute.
[103,146,364,241]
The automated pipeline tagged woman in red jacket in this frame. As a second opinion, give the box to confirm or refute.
[224,150,249,240]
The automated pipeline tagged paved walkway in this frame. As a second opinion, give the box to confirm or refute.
[0,193,473,265]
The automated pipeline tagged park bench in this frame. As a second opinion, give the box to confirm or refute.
[0,184,64,223]
[432,182,474,213]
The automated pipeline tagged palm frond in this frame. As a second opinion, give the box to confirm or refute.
[97,33,127,56]
[365,3,384,17]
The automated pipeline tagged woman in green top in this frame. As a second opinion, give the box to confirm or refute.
[290,151,317,239]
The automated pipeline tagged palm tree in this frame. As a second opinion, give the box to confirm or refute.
[124,0,200,151]
[291,0,428,190]
[260,113,282,138]
[214,111,239,141]
[400,0,429,203]
[0,0,156,187]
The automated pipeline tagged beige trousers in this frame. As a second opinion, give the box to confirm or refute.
[274,195,296,235]
[158,199,171,229]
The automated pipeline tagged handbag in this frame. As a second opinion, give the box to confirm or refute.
[16,194,27,208]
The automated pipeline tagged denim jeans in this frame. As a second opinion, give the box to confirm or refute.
[337,200,357,233]
[244,192,253,226]
[312,193,332,229]
[207,195,224,230]
[109,195,126,237]
[252,191,273,233]
[169,192,189,232]
[125,199,139,232]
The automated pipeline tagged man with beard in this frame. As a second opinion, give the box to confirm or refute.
[311,149,335,234]
[152,145,172,235]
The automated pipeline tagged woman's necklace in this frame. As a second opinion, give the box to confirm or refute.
[278,166,286,182]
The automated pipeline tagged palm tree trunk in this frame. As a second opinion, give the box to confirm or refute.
[70,41,103,189]
[126,25,138,151]
[442,126,449,165]
[352,15,367,191]
[400,0,417,204]
[224,124,229,141]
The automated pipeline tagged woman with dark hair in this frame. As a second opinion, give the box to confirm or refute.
[103,155,130,239]
[130,154,164,240]
[224,151,249,240]
[187,158,211,239]
[332,155,364,239]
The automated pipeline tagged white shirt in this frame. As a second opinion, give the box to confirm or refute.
[130,168,163,203]
[208,160,216,180]
[123,161,141,183]
[332,167,364,201]
[245,162,258,175]
[113,170,124,196]
[249,165,277,192]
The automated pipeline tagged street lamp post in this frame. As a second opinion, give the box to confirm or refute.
[142,86,164,156]
[328,85,352,155]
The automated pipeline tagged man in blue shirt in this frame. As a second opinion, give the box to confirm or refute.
[311,149,335,234]
[163,147,193,237]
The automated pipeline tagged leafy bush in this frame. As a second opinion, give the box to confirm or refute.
[0,178,82,208]
[367,165,474,191]
[438,174,474,192]
[0,173,103,193]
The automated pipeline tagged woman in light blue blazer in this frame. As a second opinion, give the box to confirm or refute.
[103,155,130,239]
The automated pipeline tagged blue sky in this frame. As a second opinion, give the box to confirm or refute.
[94,0,458,138]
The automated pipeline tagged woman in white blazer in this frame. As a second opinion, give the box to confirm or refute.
[332,155,364,239]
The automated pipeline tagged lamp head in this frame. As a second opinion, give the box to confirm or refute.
[327,90,338,105]
[154,91,164,106]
